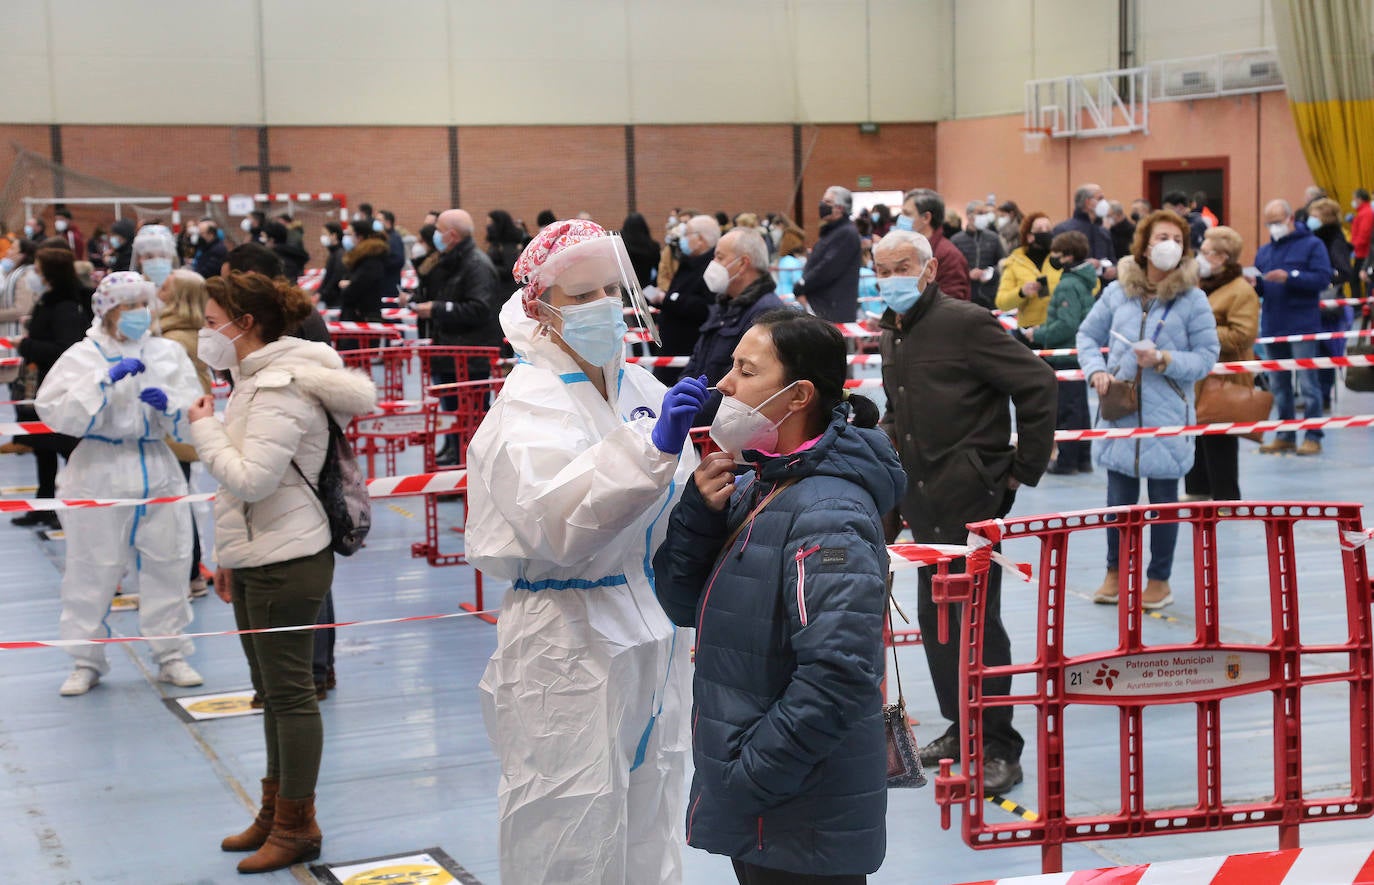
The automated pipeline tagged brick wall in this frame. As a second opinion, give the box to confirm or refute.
[1,121,938,264]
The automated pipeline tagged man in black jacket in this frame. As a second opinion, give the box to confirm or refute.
[412,208,501,465]
[380,209,405,294]
[648,213,718,384]
[875,228,1057,796]
[795,185,861,321]
[1052,182,1117,281]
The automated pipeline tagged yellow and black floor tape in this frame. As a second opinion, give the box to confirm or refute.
[985,793,1039,822]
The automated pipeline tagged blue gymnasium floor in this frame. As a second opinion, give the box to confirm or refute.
[2,373,1374,885]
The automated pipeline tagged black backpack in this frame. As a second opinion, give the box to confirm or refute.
[292,411,371,556]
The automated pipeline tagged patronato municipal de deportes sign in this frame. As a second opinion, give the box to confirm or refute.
[1062,648,1273,702]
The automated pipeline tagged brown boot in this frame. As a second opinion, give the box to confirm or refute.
[1092,570,1120,604]
[236,793,322,874]
[221,778,278,852]
[1143,579,1174,610]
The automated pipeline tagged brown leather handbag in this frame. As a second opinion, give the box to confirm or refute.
[1098,376,1139,421]
[1195,376,1273,425]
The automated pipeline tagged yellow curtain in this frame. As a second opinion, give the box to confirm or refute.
[1272,0,1374,207]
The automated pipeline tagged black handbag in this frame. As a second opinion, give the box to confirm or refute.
[884,575,927,789]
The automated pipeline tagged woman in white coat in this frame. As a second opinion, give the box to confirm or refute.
[188,271,375,875]
[466,219,709,885]
[35,271,204,696]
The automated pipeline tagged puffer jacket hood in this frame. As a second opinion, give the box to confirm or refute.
[192,337,376,568]
[1116,253,1200,303]
[751,404,905,516]
[342,236,389,270]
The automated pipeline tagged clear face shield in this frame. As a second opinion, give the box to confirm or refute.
[533,233,660,346]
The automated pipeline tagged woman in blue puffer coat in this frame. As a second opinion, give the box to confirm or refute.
[654,309,906,885]
[1077,210,1219,611]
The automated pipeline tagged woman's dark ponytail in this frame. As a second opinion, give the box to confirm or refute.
[847,393,880,429]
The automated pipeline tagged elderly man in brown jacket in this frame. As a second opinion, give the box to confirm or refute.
[874,228,1057,796]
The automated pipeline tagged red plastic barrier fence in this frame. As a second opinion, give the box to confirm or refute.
[934,501,1374,873]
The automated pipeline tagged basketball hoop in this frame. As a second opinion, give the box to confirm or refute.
[1021,126,1052,154]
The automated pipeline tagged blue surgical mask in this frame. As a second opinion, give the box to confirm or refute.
[871,212,880,224]
[33,276,49,295]
[432,230,446,251]
[23,225,34,239]
[109,236,124,249]
[117,307,152,340]
[142,257,173,287]
[373,219,385,233]
[342,234,356,251]
[877,261,931,314]
[894,214,915,232]
[0,258,13,275]
[546,297,627,366]
[679,235,693,257]
[1305,215,1322,231]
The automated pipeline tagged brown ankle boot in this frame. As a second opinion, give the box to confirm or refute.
[237,793,322,874]
[221,778,278,852]
[1092,570,1120,604]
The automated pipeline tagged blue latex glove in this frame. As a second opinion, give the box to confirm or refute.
[108,357,146,383]
[651,375,709,455]
[139,387,168,412]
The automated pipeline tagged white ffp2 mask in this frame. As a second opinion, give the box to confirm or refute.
[709,382,798,460]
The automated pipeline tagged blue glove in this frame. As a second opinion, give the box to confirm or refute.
[139,387,168,412]
[651,375,709,455]
[108,357,146,383]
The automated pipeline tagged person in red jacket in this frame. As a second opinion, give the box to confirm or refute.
[1352,189,1372,300]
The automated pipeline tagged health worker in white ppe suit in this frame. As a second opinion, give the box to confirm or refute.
[131,223,180,290]
[35,271,205,697]
[467,219,709,885]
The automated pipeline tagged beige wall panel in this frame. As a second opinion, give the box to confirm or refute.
[0,1,54,123]
[869,0,951,121]
[1137,0,1271,63]
[790,0,873,122]
[44,0,260,123]
[1029,0,1117,80]
[951,0,1034,117]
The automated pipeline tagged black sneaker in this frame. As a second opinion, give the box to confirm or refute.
[982,758,1024,794]
[11,510,53,527]
[918,732,961,767]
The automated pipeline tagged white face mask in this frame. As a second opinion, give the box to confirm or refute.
[1094,199,1110,219]
[320,234,333,248]
[55,219,69,232]
[240,217,254,232]
[973,213,993,231]
[709,381,798,461]
[1149,239,1183,272]
[1268,222,1289,241]
[198,325,245,371]
[703,258,741,295]
[1196,254,1214,278]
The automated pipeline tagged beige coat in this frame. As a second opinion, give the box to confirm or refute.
[158,312,213,462]
[1198,267,1259,392]
[190,338,376,569]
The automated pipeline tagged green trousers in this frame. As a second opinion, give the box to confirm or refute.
[231,545,334,799]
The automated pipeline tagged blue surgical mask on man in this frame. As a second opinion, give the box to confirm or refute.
[545,296,627,366]
[877,260,932,314]
[117,307,152,340]
[142,257,173,288]
[373,219,385,233]
[894,214,915,232]
[678,234,694,257]
[432,230,446,251]
[342,234,356,251]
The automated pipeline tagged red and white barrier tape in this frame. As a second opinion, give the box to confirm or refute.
[1320,296,1372,309]
[0,471,468,514]
[0,606,498,651]
[952,840,1374,885]
[327,321,403,335]
[1052,414,1374,441]
[1051,353,1374,382]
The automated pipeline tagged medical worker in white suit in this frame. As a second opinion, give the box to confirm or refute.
[466,219,707,885]
[35,271,204,696]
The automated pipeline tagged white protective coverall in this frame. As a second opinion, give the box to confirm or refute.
[35,316,202,672]
[467,292,699,885]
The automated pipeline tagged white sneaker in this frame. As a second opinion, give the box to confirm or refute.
[158,659,204,687]
[188,576,209,599]
[59,667,100,696]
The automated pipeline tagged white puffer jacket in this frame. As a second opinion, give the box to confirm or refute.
[191,338,376,568]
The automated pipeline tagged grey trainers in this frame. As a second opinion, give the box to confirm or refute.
[60,667,100,696]
[158,659,204,687]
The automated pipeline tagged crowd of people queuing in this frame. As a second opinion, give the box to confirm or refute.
[0,175,1366,882]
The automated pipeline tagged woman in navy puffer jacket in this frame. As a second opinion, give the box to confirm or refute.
[654,309,905,884]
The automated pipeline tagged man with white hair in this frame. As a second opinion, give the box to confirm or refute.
[794,185,862,321]
[652,213,719,382]
[873,228,1056,795]
[679,227,785,421]
[1052,182,1116,280]
[412,208,502,464]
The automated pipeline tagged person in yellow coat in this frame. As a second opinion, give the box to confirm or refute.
[996,211,1063,329]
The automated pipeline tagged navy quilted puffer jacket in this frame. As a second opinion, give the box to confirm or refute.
[653,405,905,877]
